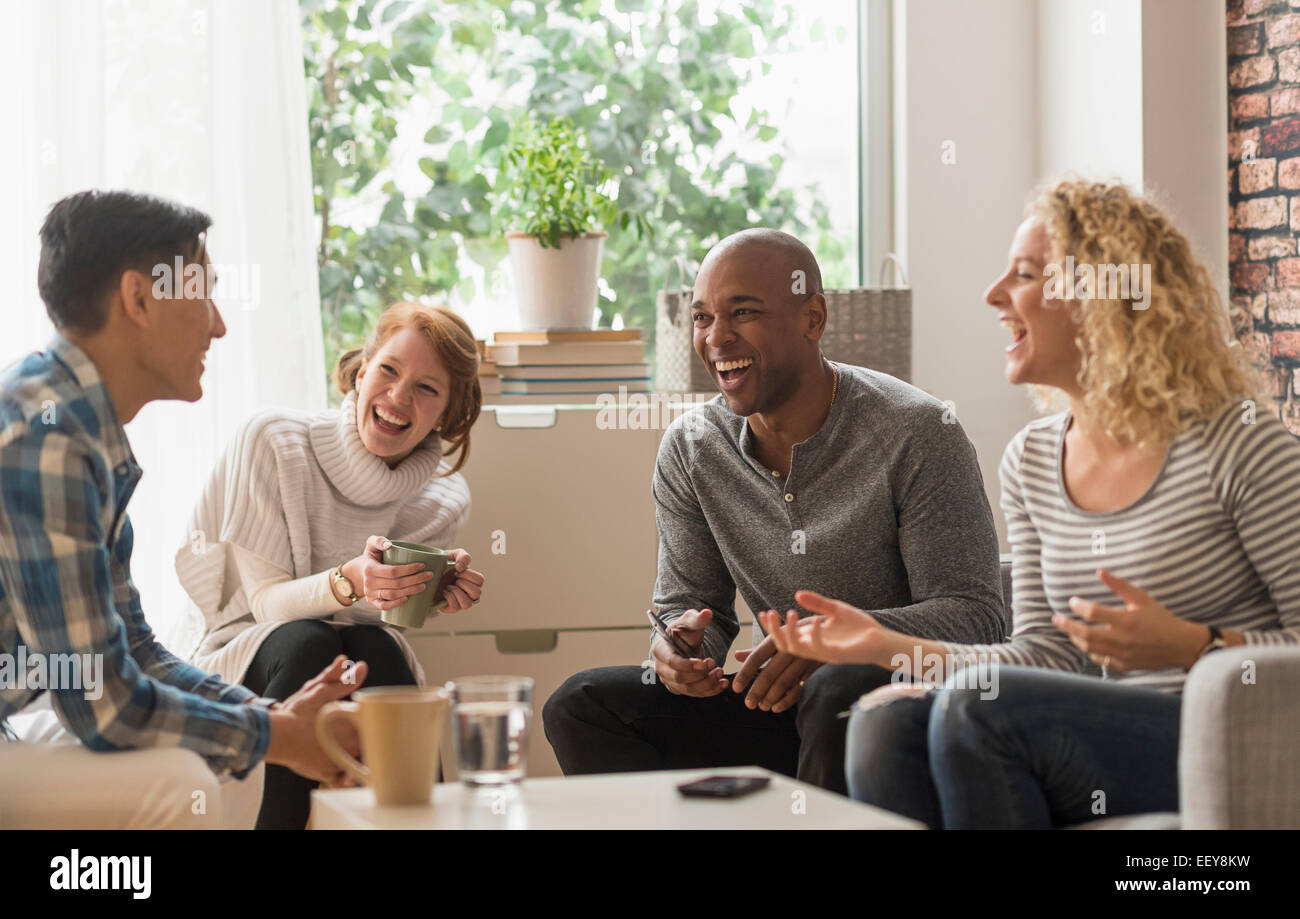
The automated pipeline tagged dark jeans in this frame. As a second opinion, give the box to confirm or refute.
[243,620,416,829]
[542,662,892,795]
[846,665,1182,828]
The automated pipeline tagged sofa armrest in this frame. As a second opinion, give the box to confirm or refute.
[1179,644,1300,829]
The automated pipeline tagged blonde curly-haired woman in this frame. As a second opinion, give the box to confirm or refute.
[759,178,1300,828]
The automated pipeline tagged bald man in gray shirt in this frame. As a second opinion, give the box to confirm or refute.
[543,230,1005,795]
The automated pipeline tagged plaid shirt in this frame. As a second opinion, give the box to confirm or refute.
[0,334,269,777]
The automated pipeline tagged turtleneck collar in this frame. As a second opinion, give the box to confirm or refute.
[308,390,445,505]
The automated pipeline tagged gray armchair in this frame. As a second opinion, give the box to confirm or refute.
[1179,645,1300,828]
[997,557,1300,829]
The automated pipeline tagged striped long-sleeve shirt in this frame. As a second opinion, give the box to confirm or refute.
[941,402,1300,693]
[0,334,270,776]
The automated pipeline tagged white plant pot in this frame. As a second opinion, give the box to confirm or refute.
[506,231,607,331]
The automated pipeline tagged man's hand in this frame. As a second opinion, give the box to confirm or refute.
[265,655,369,785]
[652,608,728,697]
[731,630,822,714]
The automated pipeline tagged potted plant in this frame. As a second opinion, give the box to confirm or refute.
[495,117,621,330]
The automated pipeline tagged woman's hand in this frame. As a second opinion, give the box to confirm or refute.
[758,590,896,666]
[339,536,437,611]
[437,549,484,613]
[1054,569,1212,672]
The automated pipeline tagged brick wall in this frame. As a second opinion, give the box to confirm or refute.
[1228,0,1300,435]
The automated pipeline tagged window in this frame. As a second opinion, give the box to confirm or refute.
[305,0,861,387]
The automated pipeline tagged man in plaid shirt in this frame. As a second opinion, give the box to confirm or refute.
[0,190,368,828]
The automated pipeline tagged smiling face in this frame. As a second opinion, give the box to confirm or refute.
[142,247,227,402]
[354,326,451,466]
[691,244,817,417]
[985,218,1083,392]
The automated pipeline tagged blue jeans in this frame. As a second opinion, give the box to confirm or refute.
[846,666,1182,828]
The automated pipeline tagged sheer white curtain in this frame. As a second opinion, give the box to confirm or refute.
[0,0,325,648]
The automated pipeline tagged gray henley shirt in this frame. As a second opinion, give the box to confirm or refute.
[651,361,1006,664]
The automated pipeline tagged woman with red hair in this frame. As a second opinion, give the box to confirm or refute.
[179,302,486,828]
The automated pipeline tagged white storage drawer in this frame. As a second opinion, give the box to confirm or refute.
[451,406,665,632]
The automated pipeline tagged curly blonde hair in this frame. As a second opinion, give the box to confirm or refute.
[1027,177,1263,447]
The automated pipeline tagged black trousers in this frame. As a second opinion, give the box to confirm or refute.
[242,620,416,829]
[541,662,893,796]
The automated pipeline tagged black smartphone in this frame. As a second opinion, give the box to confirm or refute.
[646,608,701,659]
[676,775,771,799]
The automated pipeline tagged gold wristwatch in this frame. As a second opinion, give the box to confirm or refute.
[330,566,360,605]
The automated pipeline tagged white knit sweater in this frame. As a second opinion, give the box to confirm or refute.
[174,390,471,688]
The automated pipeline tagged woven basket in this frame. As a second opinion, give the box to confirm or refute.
[820,255,912,382]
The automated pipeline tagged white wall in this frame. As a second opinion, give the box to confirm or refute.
[1036,0,1228,288]
[903,0,1041,545]
[1037,0,1144,186]
[900,0,1228,548]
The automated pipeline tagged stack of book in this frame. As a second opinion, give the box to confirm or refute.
[484,329,649,403]
[475,339,501,396]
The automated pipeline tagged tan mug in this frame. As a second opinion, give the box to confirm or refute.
[316,686,451,806]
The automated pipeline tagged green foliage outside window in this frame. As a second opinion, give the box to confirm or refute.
[303,0,853,392]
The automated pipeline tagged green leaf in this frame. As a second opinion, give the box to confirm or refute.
[443,78,472,100]
[481,118,510,152]
[381,0,411,23]
[321,6,348,32]
[352,163,377,193]
[379,195,405,224]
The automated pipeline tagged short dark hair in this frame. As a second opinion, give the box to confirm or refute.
[37,190,212,333]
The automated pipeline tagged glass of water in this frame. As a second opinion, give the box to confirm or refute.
[446,675,534,787]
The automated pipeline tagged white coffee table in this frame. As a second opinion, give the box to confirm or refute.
[309,766,925,830]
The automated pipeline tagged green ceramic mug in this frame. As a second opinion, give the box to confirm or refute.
[379,540,459,629]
